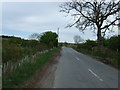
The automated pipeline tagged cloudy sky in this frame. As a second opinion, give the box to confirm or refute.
[1,1,118,43]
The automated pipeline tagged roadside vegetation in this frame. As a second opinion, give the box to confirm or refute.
[60,0,119,69]
[70,35,119,69]
[2,31,60,88]
[2,36,48,63]
[2,31,58,63]
[3,47,60,88]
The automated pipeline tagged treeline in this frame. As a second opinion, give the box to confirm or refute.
[2,31,58,63]
[74,35,120,68]
[77,35,119,52]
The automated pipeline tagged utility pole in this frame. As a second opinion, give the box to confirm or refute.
[57,27,59,42]
[57,28,60,46]
[118,3,120,35]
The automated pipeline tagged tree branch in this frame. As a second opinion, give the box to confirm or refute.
[101,17,120,30]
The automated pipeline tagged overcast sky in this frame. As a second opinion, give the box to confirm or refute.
[1,1,118,43]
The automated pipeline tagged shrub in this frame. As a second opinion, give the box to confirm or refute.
[2,36,48,63]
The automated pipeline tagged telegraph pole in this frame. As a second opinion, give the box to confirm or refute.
[118,3,120,35]
[117,3,120,52]
[57,28,59,42]
[57,28,60,46]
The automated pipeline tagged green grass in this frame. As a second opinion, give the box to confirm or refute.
[78,49,108,58]
[3,47,61,88]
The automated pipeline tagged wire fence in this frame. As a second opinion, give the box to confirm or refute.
[2,49,53,75]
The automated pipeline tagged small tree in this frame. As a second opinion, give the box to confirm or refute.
[39,31,58,48]
[29,33,40,40]
[74,35,83,44]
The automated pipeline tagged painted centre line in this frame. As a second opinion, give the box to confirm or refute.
[88,69,103,81]
[75,57,80,61]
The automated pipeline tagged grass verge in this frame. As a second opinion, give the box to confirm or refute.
[3,47,61,88]
[72,46,119,70]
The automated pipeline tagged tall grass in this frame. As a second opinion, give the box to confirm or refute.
[3,48,60,88]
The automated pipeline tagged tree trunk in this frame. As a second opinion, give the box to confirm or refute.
[97,28,103,49]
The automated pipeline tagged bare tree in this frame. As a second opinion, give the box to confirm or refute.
[60,0,120,47]
[74,35,83,44]
[29,33,40,40]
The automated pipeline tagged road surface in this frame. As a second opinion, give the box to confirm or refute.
[0,65,1,89]
[53,47,118,88]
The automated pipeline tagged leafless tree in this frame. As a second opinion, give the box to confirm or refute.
[29,33,40,40]
[74,35,83,44]
[60,0,120,47]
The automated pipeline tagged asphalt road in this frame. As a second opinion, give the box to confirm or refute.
[0,65,2,89]
[53,46,118,88]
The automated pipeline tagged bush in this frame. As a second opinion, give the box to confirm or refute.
[2,37,48,63]
[103,35,120,52]
[77,40,97,50]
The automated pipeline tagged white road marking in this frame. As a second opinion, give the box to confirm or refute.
[75,57,80,61]
[88,69,103,81]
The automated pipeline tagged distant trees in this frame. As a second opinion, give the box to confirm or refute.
[77,40,97,51]
[39,31,58,48]
[77,35,119,52]
[74,35,83,44]
[29,33,40,40]
[64,41,68,46]
[60,0,120,47]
